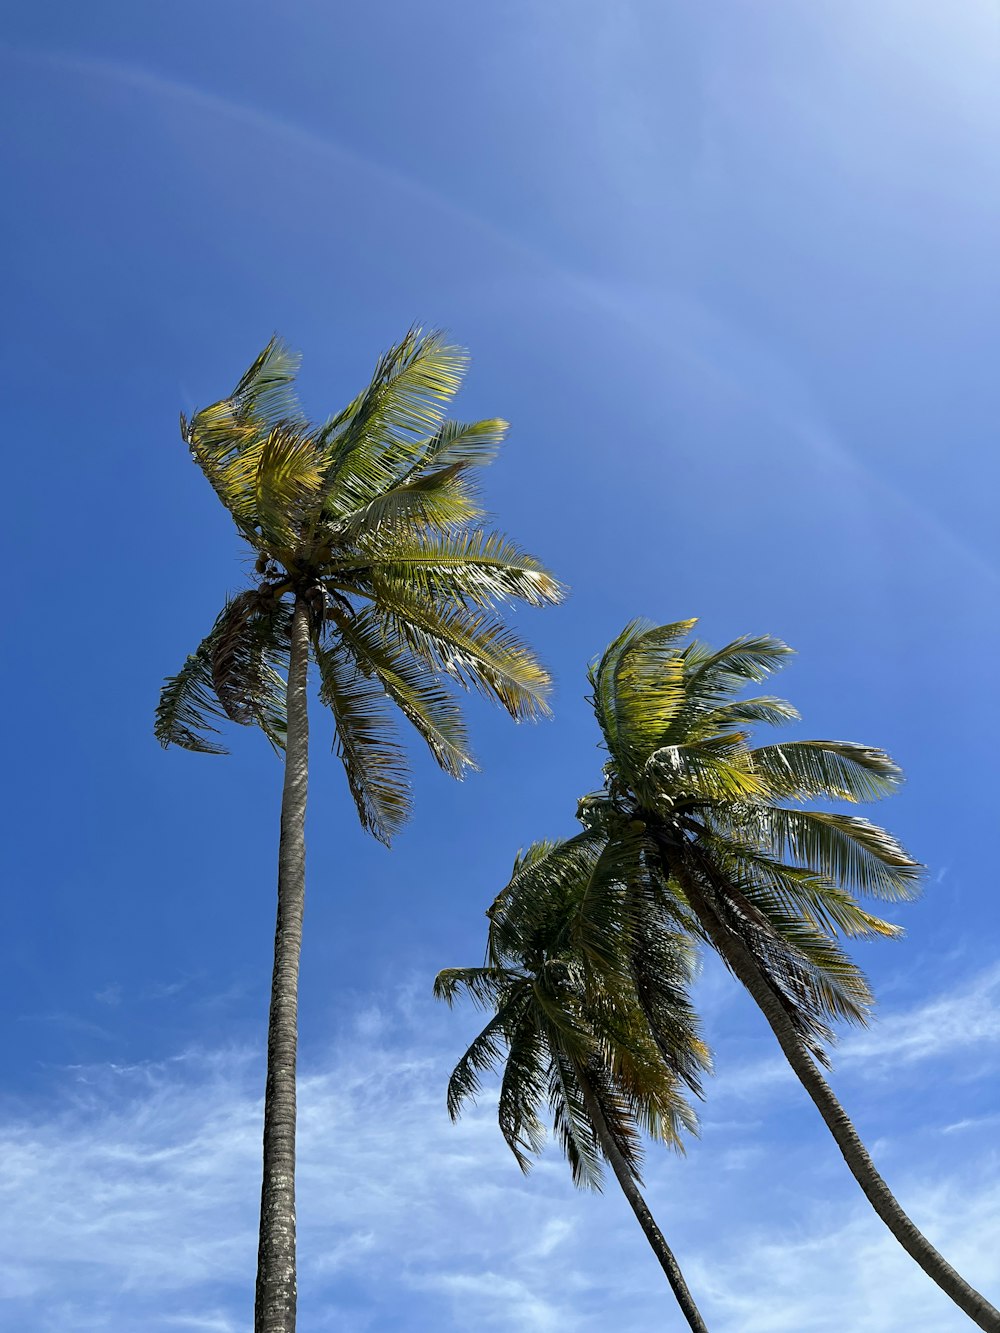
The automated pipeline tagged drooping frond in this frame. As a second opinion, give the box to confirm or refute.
[155,594,290,754]
[747,740,905,804]
[324,604,473,777]
[313,635,411,844]
[374,593,553,721]
[699,833,904,941]
[496,1004,551,1171]
[717,805,922,901]
[155,635,231,754]
[675,849,872,1057]
[443,995,518,1116]
[547,1048,605,1189]
[208,590,290,750]
[433,966,514,1010]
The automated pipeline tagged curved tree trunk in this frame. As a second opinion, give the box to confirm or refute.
[676,861,1000,1332]
[255,597,311,1333]
[576,1065,710,1332]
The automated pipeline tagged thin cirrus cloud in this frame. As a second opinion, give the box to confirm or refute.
[1,969,997,1331]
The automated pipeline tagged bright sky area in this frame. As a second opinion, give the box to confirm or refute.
[1,2,999,1329]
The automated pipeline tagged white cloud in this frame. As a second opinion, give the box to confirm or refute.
[0,975,998,1330]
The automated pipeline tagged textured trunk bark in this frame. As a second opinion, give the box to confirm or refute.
[674,856,1000,1332]
[576,1065,710,1332]
[255,597,311,1333]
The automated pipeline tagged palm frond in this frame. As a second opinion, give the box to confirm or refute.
[496,1005,551,1171]
[333,462,484,541]
[324,604,473,777]
[208,590,290,751]
[704,696,801,730]
[719,805,922,901]
[375,593,553,721]
[318,329,468,517]
[486,834,606,967]
[313,636,411,844]
[229,335,304,428]
[182,338,303,527]
[547,1049,604,1189]
[155,635,231,754]
[645,744,768,803]
[345,529,564,609]
[252,425,326,550]
[590,620,696,775]
[702,834,904,941]
[748,740,905,803]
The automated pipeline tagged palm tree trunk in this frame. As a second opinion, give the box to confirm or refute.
[255,596,311,1333]
[676,861,1000,1332]
[576,1065,710,1332]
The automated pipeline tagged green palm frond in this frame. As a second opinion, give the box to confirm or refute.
[319,329,468,517]
[720,805,922,901]
[433,965,514,1009]
[155,595,290,754]
[252,425,327,550]
[590,620,696,774]
[155,635,231,754]
[333,461,484,542]
[347,529,564,609]
[403,417,509,475]
[497,1005,551,1171]
[442,982,534,1124]
[701,834,903,941]
[208,590,290,750]
[324,605,473,777]
[182,338,303,528]
[547,1049,605,1188]
[747,740,905,803]
[681,634,793,699]
[703,696,801,729]
[313,636,411,844]
[377,593,553,721]
[228,336,304,428]
[644,744,768,803]
[486,834,606,966]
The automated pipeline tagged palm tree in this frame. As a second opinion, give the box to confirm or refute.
[155,332,564,1333]
[435,837,713,1333]
[565,617,998,1330]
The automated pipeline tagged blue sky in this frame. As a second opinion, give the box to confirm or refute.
[1,2,998,1328]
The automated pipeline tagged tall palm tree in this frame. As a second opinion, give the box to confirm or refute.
[155,332,563,1333]
[436,837,713,1333]
[564,617,998,1330]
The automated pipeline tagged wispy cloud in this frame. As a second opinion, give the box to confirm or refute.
[1,970,998,1330]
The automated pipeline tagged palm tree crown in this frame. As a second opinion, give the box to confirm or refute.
[557,619,999,1329]
[436,837,713,1331]
[436,836,710,1183]
[578,617,920,1062]
[155,330,563,841]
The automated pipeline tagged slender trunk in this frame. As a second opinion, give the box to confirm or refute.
[675,858,1000,1332]
[255,597,311,1333]
[576,1065,710,1332]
